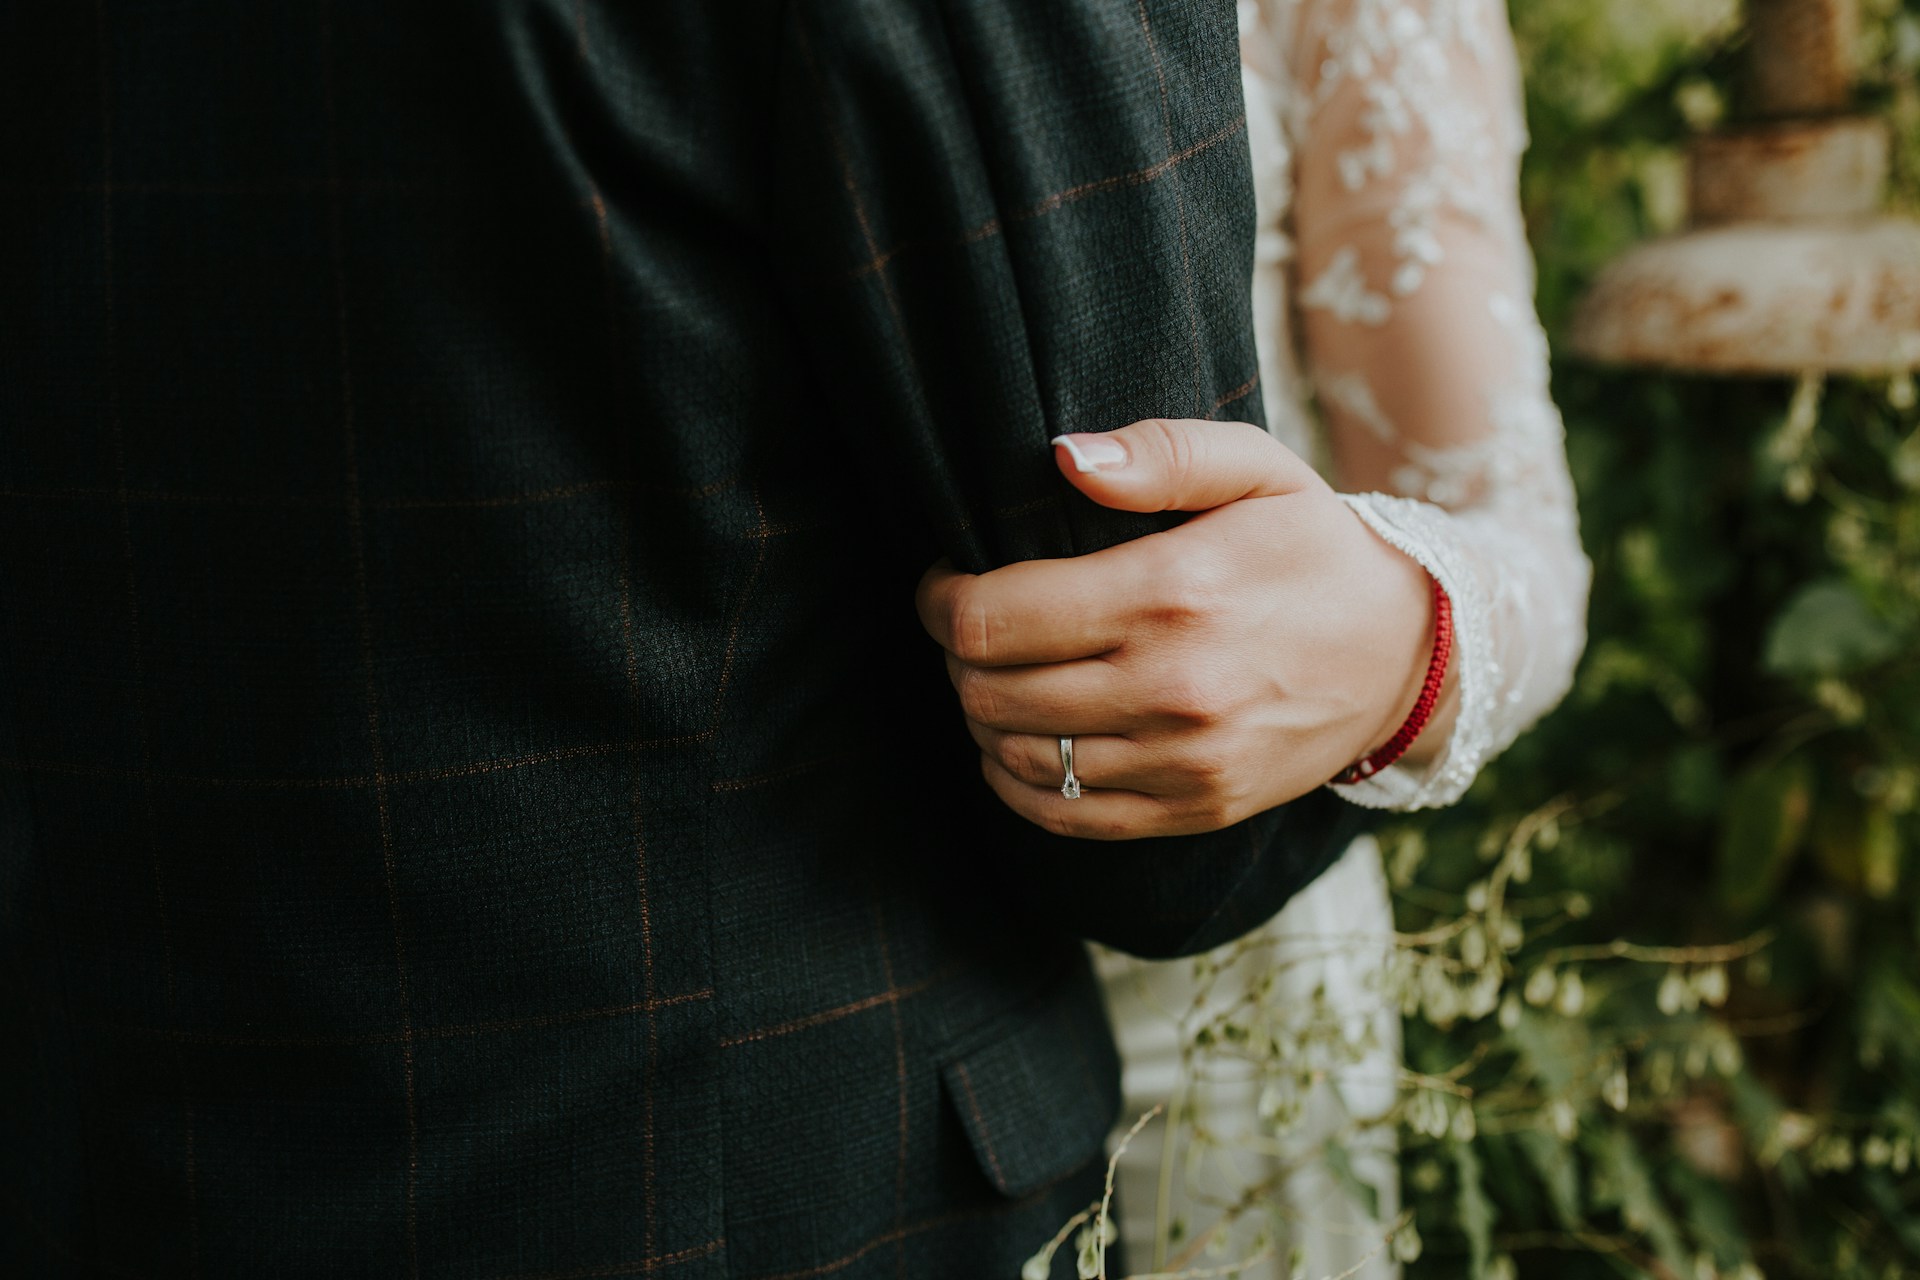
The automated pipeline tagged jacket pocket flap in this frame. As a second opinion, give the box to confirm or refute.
[939,960,1123,1199]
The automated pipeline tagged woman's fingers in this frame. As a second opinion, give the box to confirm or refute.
[916,554,1141,668]
[965,723,1158,795]
[967,721,1240,802]
[944,651,1147,734]
[978,754,1245,841]
[945,642,1252,737]
[978,755,1181,842]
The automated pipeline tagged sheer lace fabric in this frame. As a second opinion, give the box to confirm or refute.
[1102,6,1588,1273]
[1101,8,1588,1274]
[1244,0,1592,810]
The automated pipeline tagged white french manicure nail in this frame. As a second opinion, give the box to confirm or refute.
[1051,434,1128,473]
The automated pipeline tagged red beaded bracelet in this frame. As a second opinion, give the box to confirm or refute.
[1331,574,1454,785]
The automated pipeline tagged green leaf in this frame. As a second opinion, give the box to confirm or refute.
[1893,424,1920,489]
[1862,1172,1920,1256]
[1516,1128,1584,1229]
[1322,1139,1383,1224]
[1725,1073,1811,1195]
[1814,795,1904,899]
[1714,753,1814,917]
[1665,743,1725,819]
[1595,1129,1690,1274]
[1763,579,1902,677]
[1860,963,1920,1066]
[1662,1162,1748,1267]
[1477,1134,1546,1230]
[1861,803,1902,900]
[1452,1142,1497,1280]
[1873,964,1920,1030]
[1509,1009,1579,1095]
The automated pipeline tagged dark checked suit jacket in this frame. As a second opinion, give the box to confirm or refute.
[0,2,1371,1277]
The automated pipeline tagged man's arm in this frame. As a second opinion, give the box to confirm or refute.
[767,0,1372,958]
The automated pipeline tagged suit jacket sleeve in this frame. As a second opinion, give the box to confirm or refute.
[768,0,1376,958]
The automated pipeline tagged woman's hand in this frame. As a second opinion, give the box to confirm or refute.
[915,418,1458,841]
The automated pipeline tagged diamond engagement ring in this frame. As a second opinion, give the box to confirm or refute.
[1058,736,1081,800]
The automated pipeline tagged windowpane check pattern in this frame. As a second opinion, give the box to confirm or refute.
[0,1,1368,1275]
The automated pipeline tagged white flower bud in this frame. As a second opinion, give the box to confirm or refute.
[1784,464,1815,504]
[1692,964,1729,1007]
[1391,1219,1423,1263]
[1603,1064,1630,1112]
[1465,973,1501,1020]
[1890,372,1916,410]
[1554,969,1587,1017]
[1460,924,1488,971]
[1648,1050,1676,1095]
[1774,1112,1818,1150]
[1658,968,1693,1015]
[1509,841,1533,884]
[1524,966,1557,1007]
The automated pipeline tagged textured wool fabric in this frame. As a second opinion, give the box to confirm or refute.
[0,2,1370,1276]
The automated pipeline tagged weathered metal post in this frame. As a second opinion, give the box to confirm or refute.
[1568,0,1920,374]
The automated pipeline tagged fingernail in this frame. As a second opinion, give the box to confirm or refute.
[1051,433,1129,473]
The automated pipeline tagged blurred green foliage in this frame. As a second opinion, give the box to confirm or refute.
[1394,1,1920,1276]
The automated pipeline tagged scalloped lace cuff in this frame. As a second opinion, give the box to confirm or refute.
[1327,491,1493,811]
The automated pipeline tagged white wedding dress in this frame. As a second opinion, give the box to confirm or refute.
[1097,0,1592,1274]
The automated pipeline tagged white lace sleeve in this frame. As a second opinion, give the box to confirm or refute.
[1266,0,1592,810]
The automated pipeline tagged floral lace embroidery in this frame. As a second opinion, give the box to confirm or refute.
[1241,0,1593,810]
[1300,247,1392,325]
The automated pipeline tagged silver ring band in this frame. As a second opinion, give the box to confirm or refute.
[1059,736,1081,800]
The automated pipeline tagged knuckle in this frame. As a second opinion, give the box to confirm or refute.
[1034,802,1081,840]
[944,583,1021,667]
[943,587,998,666]
[1144,557,1226,624]
[1160,674,1230,726]
[1180,554,1234,607]
[1183,743,1233,790]
[1179,795,1236,834]
[1002,736,1052,787]
[1160,580,1217,624]
[1136,417,1190,484]
[955,666,1003,726]
[1056,806,1131,841]
[1030,737,1067,787]
[1165,424,1202,495]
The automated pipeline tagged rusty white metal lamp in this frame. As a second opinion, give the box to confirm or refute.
[1568,0,1920,375]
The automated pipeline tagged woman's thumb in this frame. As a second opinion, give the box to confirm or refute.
[1051,418,1314,514]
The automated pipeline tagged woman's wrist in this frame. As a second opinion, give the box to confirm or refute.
[1330,493,1467,782]
[1396,639,1461,770]
[1335,569,1458,781]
